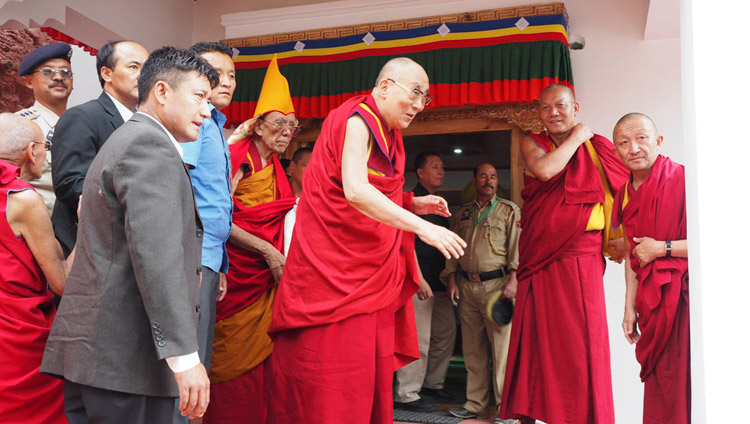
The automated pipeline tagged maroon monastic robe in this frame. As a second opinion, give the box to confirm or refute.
[612,155,690,424]
[500,132,628,424]
[0,159,65,424]
[266,94,419,424]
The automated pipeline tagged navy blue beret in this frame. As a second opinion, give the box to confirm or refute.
[18,43,72,76]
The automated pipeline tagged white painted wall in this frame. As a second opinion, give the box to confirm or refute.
[219,1,684,422]
[682,0,750,421]
[67,44,100,108]
[0,0,194,49]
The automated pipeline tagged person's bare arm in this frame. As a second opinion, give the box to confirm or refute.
[228,224,285,283]
[621,232,640,345]
[632,237,688,266]
[521,123,593,181]
[414,251,433,301]
[6,190,68,294]
[342,116,465,259]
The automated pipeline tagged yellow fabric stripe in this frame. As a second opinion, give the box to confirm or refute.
[584,141,624,256]
[236,24,568,62]
[209,286,276,383]
[234,163,277,208]
[358,103,389,155]
[623,180,630,209]
[368,167,386,177]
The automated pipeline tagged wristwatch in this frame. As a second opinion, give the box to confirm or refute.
[665,239,672,257]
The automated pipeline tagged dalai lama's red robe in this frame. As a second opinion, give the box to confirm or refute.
[0,160,65,424]
[500,133,628,424]
[266,94,420,424]
[612,155,690,424]
[203,139,295,424]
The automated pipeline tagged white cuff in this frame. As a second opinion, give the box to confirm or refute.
[165,352,200,373]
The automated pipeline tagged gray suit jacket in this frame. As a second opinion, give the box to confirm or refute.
[42,114,203,397]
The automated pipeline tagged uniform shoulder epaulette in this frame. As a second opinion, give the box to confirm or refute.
[497,197,521,211]
[15,108,39,120]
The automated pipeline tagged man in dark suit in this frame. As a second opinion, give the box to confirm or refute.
[41,46,219,422]
[51,40,149,256]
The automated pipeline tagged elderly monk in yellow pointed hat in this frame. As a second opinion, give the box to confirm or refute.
[202,54,299,424]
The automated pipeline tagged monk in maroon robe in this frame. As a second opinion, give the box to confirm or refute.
[499,85,629,424]
[611,113,690,424]
[0,114,70,424]
[266,58,466,424]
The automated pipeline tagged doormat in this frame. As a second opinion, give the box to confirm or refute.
[393,409,463,424]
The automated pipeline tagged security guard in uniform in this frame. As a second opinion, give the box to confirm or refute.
[15,42,74,213]
[443,162,521,424]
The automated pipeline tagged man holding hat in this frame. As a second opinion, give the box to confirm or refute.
[202,54,298,424]
[444,162,521,424]
[15,42,74,214]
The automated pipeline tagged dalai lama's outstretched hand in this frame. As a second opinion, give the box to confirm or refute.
[416,221,466,260]
[413,195,451,217]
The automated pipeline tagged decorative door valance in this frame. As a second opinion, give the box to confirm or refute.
[225,13,572,126]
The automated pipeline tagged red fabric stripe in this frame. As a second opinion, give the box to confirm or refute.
[223,78,572,125]
[40,27,98,56]
[235,32,568,69]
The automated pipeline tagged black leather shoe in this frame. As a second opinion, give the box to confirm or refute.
[394,398,436,412]
[420,387,454,402]
[448,407,480,418]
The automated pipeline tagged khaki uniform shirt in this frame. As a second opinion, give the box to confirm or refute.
[444,195,522,277]
[16,101,59,213]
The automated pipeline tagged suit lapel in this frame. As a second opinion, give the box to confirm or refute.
[97,92,125,130]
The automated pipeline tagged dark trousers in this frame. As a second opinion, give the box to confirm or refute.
[64,380,176,424]
[197,266,220,371]
[172,265,221,424]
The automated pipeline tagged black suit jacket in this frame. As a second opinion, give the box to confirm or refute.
[42,114,203,397]
[51,92,124,256]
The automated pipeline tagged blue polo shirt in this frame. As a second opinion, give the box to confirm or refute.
[182,105,232,273]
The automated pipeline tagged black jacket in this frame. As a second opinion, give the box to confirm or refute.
[51,92,124,255]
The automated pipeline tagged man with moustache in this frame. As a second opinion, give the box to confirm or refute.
[51,40,149,256]
[266,57,466,424]
[15,42,74,213]
[611,113,690,424]
[394,151,456,413]
[500,84,629,424]
[41,47,218,423]
[444,163,520,424]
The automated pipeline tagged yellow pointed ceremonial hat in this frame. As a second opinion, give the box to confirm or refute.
[254,53,295,119]
[228,53,295,145]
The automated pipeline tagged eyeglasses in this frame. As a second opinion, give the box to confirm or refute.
[387,78,433,106]
[31,67,73,80]
[33,139,52,151]
[260,118,301,137]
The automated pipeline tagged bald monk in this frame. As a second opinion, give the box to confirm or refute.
[266,57,466,424]
[499,84,629,424]
[611,113,690,424]
[0,113,71,423]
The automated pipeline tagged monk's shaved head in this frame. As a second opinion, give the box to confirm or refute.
[0,113,40,158]
[375,57,427,86]
[540,83,575,102]
[614,112,659,136]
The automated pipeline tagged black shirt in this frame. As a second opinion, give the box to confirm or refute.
[412,183,450,292]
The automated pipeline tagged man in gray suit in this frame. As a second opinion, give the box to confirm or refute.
[41,46,219,423]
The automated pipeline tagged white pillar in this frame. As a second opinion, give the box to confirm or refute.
[682,0,750,422]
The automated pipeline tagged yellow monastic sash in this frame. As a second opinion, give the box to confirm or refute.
[585,141,624,257]
[234,161,277,208]
[209,286,276,383]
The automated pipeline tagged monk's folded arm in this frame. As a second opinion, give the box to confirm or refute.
[670,239,688,258]
[521,133,586,181]
[228,223,279,258]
